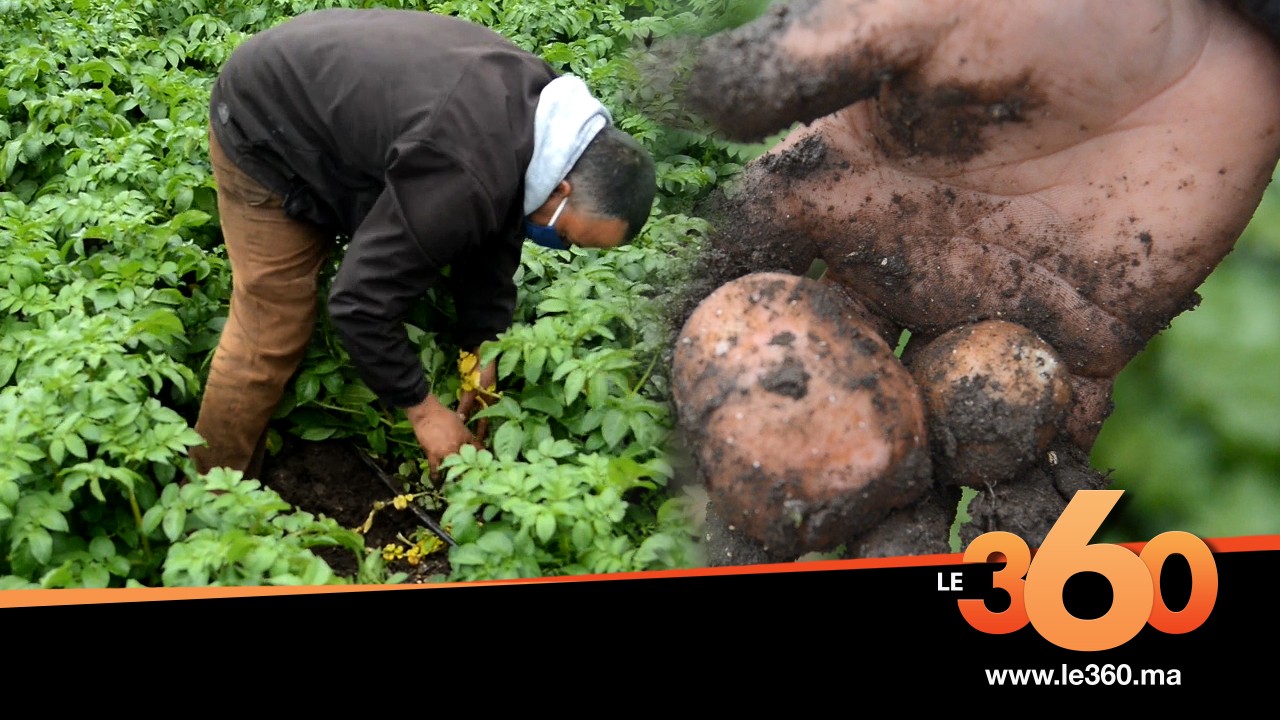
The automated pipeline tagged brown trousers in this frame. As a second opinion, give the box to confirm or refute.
[190,130,331,480]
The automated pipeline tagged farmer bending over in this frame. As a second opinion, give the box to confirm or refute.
[190,8,657,480]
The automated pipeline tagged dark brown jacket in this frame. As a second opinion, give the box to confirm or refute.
[209,8,558,407]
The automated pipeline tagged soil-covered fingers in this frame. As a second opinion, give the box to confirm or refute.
[686,1,1216,146]
[1062,375,1115,452]
[709,2,1280,376]
[686,0,952,141]
[689,129,1151,380]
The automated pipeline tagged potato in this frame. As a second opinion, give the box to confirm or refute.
[908,320,1073,487]
[672,272,931,557]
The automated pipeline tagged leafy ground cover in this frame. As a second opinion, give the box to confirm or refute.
[1,0,770,588]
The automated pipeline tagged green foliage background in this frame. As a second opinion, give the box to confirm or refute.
[1,0,769,587]
[1092,167,1280,545]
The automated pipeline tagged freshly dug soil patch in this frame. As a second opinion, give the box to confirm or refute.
[259,439,451,583]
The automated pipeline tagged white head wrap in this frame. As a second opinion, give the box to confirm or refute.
[523,75,613,216]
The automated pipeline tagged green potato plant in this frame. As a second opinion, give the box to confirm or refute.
[1,0,764,587]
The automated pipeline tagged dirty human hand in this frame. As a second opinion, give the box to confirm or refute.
[406,394,482,480]
[678,0,1280,558]
[687,0,1280,447]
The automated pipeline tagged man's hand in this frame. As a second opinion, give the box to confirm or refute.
[674,0,1280,558]
[455,347,499,443]
[686,0,1280,450]
[406,394,481,480]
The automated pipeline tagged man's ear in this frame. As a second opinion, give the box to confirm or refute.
[532,180,575,221]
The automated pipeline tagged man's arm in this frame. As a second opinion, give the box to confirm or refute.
[326,186,436,408]
[327,140,500,409]
[327,140,503,475]
[447,244,519,438]
[447,236,522,351]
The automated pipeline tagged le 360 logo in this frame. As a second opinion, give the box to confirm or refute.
[958,490,1218,651]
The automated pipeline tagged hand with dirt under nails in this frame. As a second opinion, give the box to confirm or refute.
[677,0,1280,561]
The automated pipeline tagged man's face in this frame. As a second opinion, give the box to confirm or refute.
[557,208,629,250]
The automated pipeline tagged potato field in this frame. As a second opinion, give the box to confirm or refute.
[0,0,772,588]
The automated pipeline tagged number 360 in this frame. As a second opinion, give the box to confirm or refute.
[959,490,1218,651]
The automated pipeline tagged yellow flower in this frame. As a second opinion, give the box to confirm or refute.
[458,349,479,375]
[421,536,444,556]
[458,350,481,392]
[382,543,402,562]
[392,494,411,510]
[458,349,500,404]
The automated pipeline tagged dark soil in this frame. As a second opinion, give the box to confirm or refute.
[685,439,1113,567]
[259,439,451,583]
[960,443,1114,548]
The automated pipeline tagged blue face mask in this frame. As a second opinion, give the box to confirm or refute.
[523,196,569,250]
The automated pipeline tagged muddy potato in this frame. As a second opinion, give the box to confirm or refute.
[672,272,930,557]
[908,320,1073,487]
